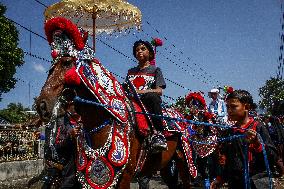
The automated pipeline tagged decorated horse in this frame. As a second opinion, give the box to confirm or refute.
[184,92,219,187]
[35,17,198,189]
[137,92,221,189]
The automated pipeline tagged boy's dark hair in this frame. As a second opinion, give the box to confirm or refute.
[133,40,155,61]
[226,89,255,109]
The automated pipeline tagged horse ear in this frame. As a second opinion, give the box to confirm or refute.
[65,67,81,86]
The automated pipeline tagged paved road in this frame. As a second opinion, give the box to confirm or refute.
[130,175,284,189]
[2,175,284,189]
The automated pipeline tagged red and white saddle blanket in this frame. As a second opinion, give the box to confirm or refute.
[77,59,128,123]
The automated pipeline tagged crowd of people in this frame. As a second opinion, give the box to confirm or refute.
[125,39,284,189]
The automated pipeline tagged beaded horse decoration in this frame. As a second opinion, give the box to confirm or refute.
[45,17,130,188]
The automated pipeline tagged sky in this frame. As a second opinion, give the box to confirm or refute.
[0,0,282,109]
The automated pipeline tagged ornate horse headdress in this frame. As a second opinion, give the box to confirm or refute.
[45,17,89,60]
[185,92,206,110]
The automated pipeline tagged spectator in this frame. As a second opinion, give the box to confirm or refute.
[208,88,228,124]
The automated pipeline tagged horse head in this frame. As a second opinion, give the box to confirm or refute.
[36,17,108,124]
[36,18,82,121]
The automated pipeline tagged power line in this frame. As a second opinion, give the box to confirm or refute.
[132,33,212,86]
[9,17,190,97]
[145,21,222,87]
[24,51,51,63]
[33,0,48,8]
[34,0,220,87]
[277,2,284,79]
[139,30,212,85]
[9,19,47,41]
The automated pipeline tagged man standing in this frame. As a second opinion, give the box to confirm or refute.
[208,88,228,124]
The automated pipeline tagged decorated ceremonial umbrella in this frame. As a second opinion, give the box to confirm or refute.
[44,0,142,51]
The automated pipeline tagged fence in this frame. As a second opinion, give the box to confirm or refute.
[0,127,43,162]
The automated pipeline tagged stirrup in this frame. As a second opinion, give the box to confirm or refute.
[151,133,167,153]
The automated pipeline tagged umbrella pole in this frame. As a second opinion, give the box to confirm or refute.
[92,12,97,52]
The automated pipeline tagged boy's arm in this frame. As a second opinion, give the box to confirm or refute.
[155,67,166,89]
[246,123,278,165]
[136,87,163,95]
[256,124,278,159]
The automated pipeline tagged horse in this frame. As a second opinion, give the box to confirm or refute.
[137,92,220,189]
[35,17,195,189]
[183,92,219,187]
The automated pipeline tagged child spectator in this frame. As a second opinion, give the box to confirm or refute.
[210,90,278,189]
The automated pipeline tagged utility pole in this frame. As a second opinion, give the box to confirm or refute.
[28,82,31,109]
[277,2,284,80]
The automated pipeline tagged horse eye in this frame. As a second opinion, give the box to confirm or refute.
[62,58,74,69]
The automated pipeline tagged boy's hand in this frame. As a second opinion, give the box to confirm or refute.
[210,179,222,189]
[245,129,260,145]
[70,126,81,138]
[218,153,226,165]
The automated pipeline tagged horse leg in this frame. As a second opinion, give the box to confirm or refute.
[116,169,134,189]
[137,175,151,189]
[116,136,141,189]
[175,152,192,189]
[136,137,179,189]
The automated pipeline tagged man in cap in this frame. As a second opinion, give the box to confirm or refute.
[208,88,228,124]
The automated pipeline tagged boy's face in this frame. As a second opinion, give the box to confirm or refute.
[135,44,150,62]
[226,98,248,121]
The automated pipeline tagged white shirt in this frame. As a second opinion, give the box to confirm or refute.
[208,98,228,123]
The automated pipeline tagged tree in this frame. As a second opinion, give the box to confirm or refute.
[259,77,284,116]
[171,96,190,115]
[0,3,24,100]
[0,103,30,123]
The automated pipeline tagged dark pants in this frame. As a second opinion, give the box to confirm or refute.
[140,92,164,131]
[60,157,80,189]
[275,144,284,175]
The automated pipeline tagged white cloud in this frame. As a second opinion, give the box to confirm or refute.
[33,63,46,73]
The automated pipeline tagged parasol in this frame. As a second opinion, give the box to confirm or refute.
[44,0,142,51]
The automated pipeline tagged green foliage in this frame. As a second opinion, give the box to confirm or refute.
[0,3,24,100]
[171,96,190,115]
[259,77,284,116]
[0,103,31,124]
